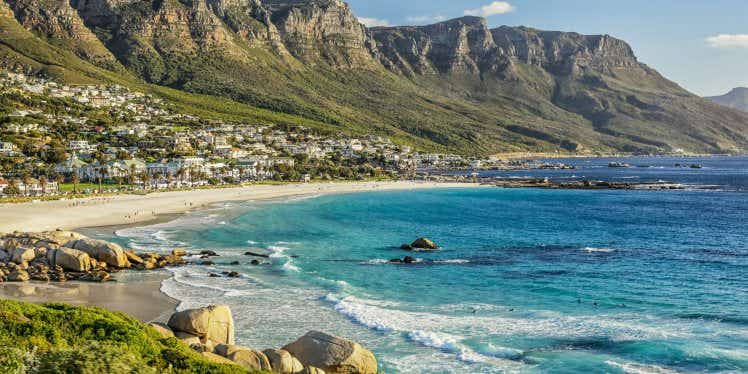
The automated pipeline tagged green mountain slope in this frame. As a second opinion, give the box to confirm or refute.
[1,0,747,155]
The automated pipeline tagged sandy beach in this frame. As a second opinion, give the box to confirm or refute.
[0,181,478,322]
[0,272,177,322]
[0,181,477,233]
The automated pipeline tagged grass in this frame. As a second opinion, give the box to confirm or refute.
[0,300,262,373]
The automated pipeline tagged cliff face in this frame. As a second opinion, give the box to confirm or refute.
[1,0,747,155]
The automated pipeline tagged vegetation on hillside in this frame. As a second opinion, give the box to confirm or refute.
[0,300,259,373]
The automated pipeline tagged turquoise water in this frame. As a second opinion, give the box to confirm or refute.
[114,159,748,373]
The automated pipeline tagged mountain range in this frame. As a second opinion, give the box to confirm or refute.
[1,0,747,155]
[707,88,748,113]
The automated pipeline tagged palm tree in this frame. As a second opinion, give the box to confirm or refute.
[140,172,151,190]
[39,176,48,196]
[72,171,80,195]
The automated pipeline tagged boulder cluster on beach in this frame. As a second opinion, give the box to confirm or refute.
[0,230,196,283]
[151,304,378,374]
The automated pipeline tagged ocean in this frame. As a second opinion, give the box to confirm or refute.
[111,156,748,373]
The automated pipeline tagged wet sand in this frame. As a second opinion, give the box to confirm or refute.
[0,272,177,322]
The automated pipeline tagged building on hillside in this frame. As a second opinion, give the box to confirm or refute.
[0,142,17,156]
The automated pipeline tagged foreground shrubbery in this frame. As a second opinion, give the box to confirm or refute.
[0,300,259,373]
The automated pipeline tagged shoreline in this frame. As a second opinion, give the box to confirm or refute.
[0,181,481,323]
[0,271,178,322]
[0,181,480,233]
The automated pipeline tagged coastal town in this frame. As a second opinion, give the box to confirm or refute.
[0,71,521,199]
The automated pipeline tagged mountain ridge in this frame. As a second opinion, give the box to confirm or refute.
[707,87,748,113]
[1,0,747,155]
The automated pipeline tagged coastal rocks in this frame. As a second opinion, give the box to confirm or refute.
[11,247,35,264]
[200,351,236,365]
[244,251,270,258]
[69,238,129,268]
[200,250,219,257]
[263,348,305,374]
[46,247,92,272]
[8,269,30,282]
[172,249,188,257]
[125,251,144,265]
[228,349,272,371]
[167,305,235,346]
[283,331,377,374]
[147,322,175,339]
[389,256,417,264]
[411,238,438,250]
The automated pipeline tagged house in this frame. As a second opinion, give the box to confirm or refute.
[0,142,17,156]
[69,140,92,151]
[54,153,91,178]
[0,180,8,194]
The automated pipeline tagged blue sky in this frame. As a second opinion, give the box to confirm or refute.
[348,0,748,96]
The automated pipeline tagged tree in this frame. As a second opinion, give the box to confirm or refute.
[72,172,80,194]
[140,172,151,190]
[39,176,48,195]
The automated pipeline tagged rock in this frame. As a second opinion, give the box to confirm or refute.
[0,250,7,262]
[263,348,305,374]
[39,230,86,245]
[148,322,175,339]
[227,271,241,278]
[200,261,215,266]
[175,331,202,346]
[46,248,92,272]
[250,260,261,266]
[302,367,327,374]
[229,261,240,265]
[11,247,36,264]
[69,238,130,268]
[200,250,219,257]
[283,331,377,374]
[8,270,30,282]
[388,258,403,263]
[167,305,234,345]
[172,249,187,257]
[411,237,438,250]
[244,251,270,258]
[403,256,417,264]
[400,244,412,250]
[200,351,236,365]
[209,273,221,277]
[125,251,144,264]
[226,348,272,371]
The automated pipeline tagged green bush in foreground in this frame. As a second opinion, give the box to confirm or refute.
[0,300,259,373]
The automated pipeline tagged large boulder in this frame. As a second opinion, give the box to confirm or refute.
[0,249,7,262]
[8,269,30,282]
[263,348,305,374]
[10,247,35,264]
[68,238,129,268]
[226,348,272,371]
[148,322,175,339]
[40,230,86,245]
[282,331,377,374]
[411,237,438,250]
[46,248,92,272]
[167,305,234,345]
[200,351,236,365]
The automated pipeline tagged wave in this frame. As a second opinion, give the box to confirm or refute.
[583,247,616,253]
[605,360,679,374]
[434,259,470,264]
[267,245,300,272]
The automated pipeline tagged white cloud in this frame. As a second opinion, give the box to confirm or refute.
[705,34,748,48]
[406,15,448,25]
[358,17,392,27]
[464,1,515,17]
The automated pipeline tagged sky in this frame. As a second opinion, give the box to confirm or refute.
[348,0,748,97]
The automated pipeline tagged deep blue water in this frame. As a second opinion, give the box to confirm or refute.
[114,157,748,373]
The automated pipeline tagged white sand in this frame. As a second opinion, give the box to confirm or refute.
[0,181,478,233]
